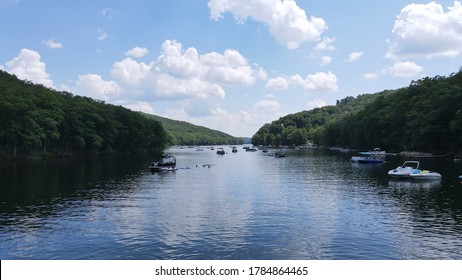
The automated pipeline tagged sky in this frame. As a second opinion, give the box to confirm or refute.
[1,0,462,137]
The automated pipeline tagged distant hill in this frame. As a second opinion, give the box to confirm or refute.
[146,114,243,146]
[252,70,462,156]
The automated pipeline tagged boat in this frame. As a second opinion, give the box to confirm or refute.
[409,170,442,180]
[216,148,225,155]
[274,150,286,157]
[370,148,386,155]
[351,152,384,163]
[246,147,258,152]
[261,148,269,153]
[149,153,176,172]
[231,147,238,153]
[387,161,420,178]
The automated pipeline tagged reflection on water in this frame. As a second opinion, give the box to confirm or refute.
[1,149,462,259]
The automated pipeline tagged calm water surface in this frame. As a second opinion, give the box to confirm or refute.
[1,147,462,259]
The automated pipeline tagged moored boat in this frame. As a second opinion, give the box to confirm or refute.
[216,148,225,154]
[410,170,442,180]
[351,152,384,163]
[274,150,286,157]
[387,161,419,178]
[149,153,176,172]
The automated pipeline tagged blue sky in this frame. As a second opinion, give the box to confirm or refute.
[1,0,462,137]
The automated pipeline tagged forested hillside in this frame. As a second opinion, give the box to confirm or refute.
[0,70,168,157]
[252,70,462,156]
[146,114,243,146]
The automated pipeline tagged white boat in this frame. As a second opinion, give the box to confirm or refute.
[387,161,420,178]
[216,148,225,154]
[410,170,442,180]
[149,153,176,172]
[351,152,384,163]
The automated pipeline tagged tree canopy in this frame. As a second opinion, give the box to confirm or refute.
[0,70,168,157]
[146,114,243,146]
[252,70,462,156]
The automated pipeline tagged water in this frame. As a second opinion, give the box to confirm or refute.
[1,147,462,260]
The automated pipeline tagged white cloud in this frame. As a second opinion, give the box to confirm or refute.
[320,55,332,66]
[346,51,363,62]
[208,0,327,49]
[111,58,152,85]
[306,99,327,110]
[290,71,338,91]
[41,39,63,49]
[74,74,121,101]
[265,77,289,90]
[165,98,284,136]
[97,28,109,41]
[6,48,53,87]
[363,72,378,79]
[102,8,117,19]
[118,101,154,114]
[315,37,335,51]
[125,47,148,58]
[106,39,267,103]
[384,61,423,77]
[364,60,423,79]
[387,1,462,59]
[265,71,339,92]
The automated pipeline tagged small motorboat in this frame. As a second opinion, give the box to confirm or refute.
[351,152,384,164]
[356,157,384,164]
[246,147,257,152]
[274,150,286,157]
[388,161,420,178]
[216,148,225,155]
[410,170,442,180]
[231,147,238,153]
[149,153,176,172]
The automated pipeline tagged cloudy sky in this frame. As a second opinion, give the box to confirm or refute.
[1,0,461,137]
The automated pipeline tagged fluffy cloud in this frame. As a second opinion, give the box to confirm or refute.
[74,74,121,101]
[265,77,289,90]
[208,0,327,49]
[384,61,423,77]
[164,99,284,136]
[364,60,423,79]
[306,99,327,110]
[125,47,148,58]
[6,49,54,87]
[41,39,64,49]
[387,1,462,59]
[320,55,332,66]
[110,40,264,100]
[265,72,338,92]
[346,51,363,62]
[290,72,338,91]
[315,37,335,51]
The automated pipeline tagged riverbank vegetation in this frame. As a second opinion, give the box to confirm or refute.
[252,70,462,156]
[0,70,169,157]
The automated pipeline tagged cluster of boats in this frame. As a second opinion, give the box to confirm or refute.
[150,148,449,180]
[350,149,443,181]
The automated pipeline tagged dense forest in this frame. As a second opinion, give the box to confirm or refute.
[146,114,243,146]
[0,70,169,157]
[252,70,462,156]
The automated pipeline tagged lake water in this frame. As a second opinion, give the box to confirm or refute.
[1,147,462,260]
